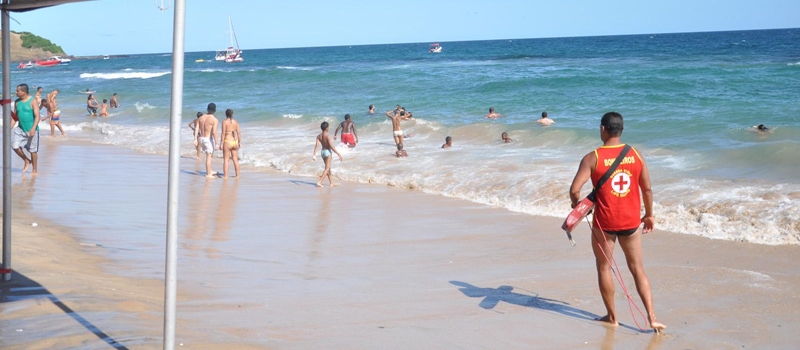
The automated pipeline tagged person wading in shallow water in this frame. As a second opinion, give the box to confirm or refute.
[569,111,666,333]
[312,121,343,187]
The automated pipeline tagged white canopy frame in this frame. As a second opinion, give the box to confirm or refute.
[1,1,186,348]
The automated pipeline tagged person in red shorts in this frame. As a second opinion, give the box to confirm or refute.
[334,113,359,148]
[569,111,666,333]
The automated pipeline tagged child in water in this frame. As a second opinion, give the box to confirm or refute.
[501,132,513,143]
[396,143,408,157]
[442,136,452,148]
[99,99,109,117]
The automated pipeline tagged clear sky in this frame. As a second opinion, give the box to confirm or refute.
[9,0,800,56]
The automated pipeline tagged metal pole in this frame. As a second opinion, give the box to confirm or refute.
[163,0,185,348]
[2,5,13,282]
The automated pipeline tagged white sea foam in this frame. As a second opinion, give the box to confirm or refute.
[282,114,303,119]
[788,62,800,66]
[276,66,313,71]
[65,121,800,246]
[80,71,171,80]
[134,102,156,112]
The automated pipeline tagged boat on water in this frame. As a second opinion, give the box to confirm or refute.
[17,61,33,69]
[34,57,61,66]
[196,58,206,63]
[217,16,243,63]
[103,55,110,60]
[50,55,71,64]
[429,43,442,53]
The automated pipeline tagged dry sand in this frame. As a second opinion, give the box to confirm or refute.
[1,137,799,349]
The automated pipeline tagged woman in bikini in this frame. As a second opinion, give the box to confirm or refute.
[220,108,241,178]
[47,89,65,136]
[311,121,343,187]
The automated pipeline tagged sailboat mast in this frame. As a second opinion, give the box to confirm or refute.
[229,16,241,50]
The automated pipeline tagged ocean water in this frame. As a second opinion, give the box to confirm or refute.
[10,28,800,245]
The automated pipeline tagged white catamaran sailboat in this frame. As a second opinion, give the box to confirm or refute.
[216,16,243,63]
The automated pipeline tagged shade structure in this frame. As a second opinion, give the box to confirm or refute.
[2,2,187,348]
[2,0,92,281]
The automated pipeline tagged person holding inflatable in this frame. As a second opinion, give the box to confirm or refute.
[568,112,666,333]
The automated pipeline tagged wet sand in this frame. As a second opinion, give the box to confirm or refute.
[1,137,799,349]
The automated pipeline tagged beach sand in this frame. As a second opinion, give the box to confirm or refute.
[1,137,799,349]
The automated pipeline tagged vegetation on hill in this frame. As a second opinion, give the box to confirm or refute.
[13,30,65,54]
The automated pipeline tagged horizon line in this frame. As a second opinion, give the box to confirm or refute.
[69,26,798,57]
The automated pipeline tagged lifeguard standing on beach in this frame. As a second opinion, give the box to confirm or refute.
[568,112,666,333]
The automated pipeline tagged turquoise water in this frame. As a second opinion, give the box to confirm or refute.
[11,28,800,244]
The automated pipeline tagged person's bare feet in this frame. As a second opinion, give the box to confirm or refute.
[650,318,666,333]
[330,183,338,187]
[316,182,323,188]
[596,315,618,327]
[21,159,30,173]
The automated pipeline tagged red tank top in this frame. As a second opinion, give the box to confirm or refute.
[591,144,643,231]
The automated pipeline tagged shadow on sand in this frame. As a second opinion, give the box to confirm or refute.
[0,271,129,349]
[450,281,646,334]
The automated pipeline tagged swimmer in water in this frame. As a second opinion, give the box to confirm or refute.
[485,107,501,119]
[396,143,408,157]
[442,136,452,149]
[501,132,513,143]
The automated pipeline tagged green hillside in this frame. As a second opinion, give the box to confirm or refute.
[13,30,65,54]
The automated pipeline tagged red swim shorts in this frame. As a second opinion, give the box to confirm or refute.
[341,133,356,146]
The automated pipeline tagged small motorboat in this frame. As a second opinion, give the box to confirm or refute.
[50,55,71,64]
[18,61,33,69]
[429,42,442,53]
[34,57,61,66]
[103,55,110,60]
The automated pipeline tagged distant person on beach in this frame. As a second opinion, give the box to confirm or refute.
[221,108,242,178]
[568,111,666,333]
[46,89,65,136]
[485,107,501,119]
[188,112,204,159]
[369,104,375,114]
[35,86,44,111]
[99,99,109,117]
[334,114,358,148]
[537,111,555,126]
[386,110,411,145]
[396,143,408,157]
[194,103,220,178]
[86,94,99,116]
[110,93,119,108]
[442,136,452,148]
[501,132,512,143]
[12,84,41,175]
[311,121,343,187]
